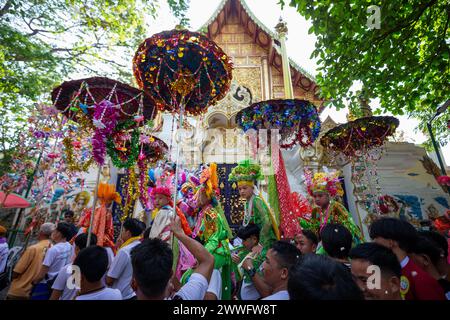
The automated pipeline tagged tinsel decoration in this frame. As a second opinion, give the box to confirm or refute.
[62,137,93,172]
[120,168,140,221]
[92,101,120,165]
[236,99,321,149]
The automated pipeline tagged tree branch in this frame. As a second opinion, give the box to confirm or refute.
[373,0,438,44]
[0,0,13,18]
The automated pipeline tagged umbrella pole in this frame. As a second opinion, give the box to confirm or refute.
[171,101,185,252]
[86,166,102,246]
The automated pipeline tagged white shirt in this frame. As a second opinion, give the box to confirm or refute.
[175,273,209,300]
[207,269,222,300]
[43,241,73,280]
[262,290,290,300]
[240,280,261,300]
[52,264,78,300]
[107,240,140,299]
[76,287,122,300]
[0,242,9,273]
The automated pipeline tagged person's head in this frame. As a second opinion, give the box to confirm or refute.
[262,241,301,289]
[73,246,109,286]
[320,223,352,260]
[288,254,364,300]
[313,191,330,209]
[38,222,55,240]
[237,181,254,200]
[295,230,318,254]
[131,238,174,300]
[74,233,97,256]
[142,227,151,240]
[121,218,145,242]
[237,224,260,251]
[153,193,170,209]
[411,235,444,279]
[64,210,75,224]
[419,230,449,277]
[369,217,418,256]
[195,188,211,208]
[349,242,402,300]
[51,222,72,243]
[0,225,7,238]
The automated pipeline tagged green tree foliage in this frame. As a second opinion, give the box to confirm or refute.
[282,0,449,145]
[0,0,189,173]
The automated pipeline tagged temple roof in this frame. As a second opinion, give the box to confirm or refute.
[198,0,321,104]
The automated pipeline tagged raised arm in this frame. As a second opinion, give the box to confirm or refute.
[170,216,214,282]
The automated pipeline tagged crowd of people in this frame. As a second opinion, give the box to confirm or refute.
[0,160,449,301]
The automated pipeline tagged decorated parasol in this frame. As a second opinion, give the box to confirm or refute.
[52,76,158,246]
[236,99,321,239]
[320,97,399,222]
[236,99,321,149]
[132,28,233,225]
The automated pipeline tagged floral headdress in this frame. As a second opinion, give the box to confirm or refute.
[199,163,219,200]
[304,169,344,198]
[150,168,174,198]
[228,159,262,186]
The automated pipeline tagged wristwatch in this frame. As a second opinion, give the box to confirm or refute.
[247,267,257,278]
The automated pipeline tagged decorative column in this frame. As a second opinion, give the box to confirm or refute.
[275,18,294,99]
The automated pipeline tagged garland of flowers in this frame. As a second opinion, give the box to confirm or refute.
[62,137,93,172]
[106,120,140,168]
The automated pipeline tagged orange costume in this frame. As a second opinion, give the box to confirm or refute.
[74,183,121,252]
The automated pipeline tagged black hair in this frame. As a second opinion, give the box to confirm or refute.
[349,242,401,278]
[74,233,97,250]
[419,231,448,258]
[64,210,75,218]
[142,227,151,239]
[131,238,173,298]
[301,229,319,245]
[320,223,353,259]
[412,235,444,266]
[270,241,301,269]
[288,254,364,300]
[55,222,73,240]
[73,246,108,282]
[123,218,146,237]
[237,223,260,242]
[369,217,418,253]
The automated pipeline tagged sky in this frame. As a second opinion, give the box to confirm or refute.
[142,0,449,164]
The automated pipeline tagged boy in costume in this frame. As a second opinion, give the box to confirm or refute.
[228,159,279,248]
[181,163,233,300]
[299,170,364,246]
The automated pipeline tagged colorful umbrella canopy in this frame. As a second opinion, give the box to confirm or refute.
[236,99,321,149]
[320,116,399,158]
[133,29,233,116]
[51,76,157,124]
[0,192,32,208]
